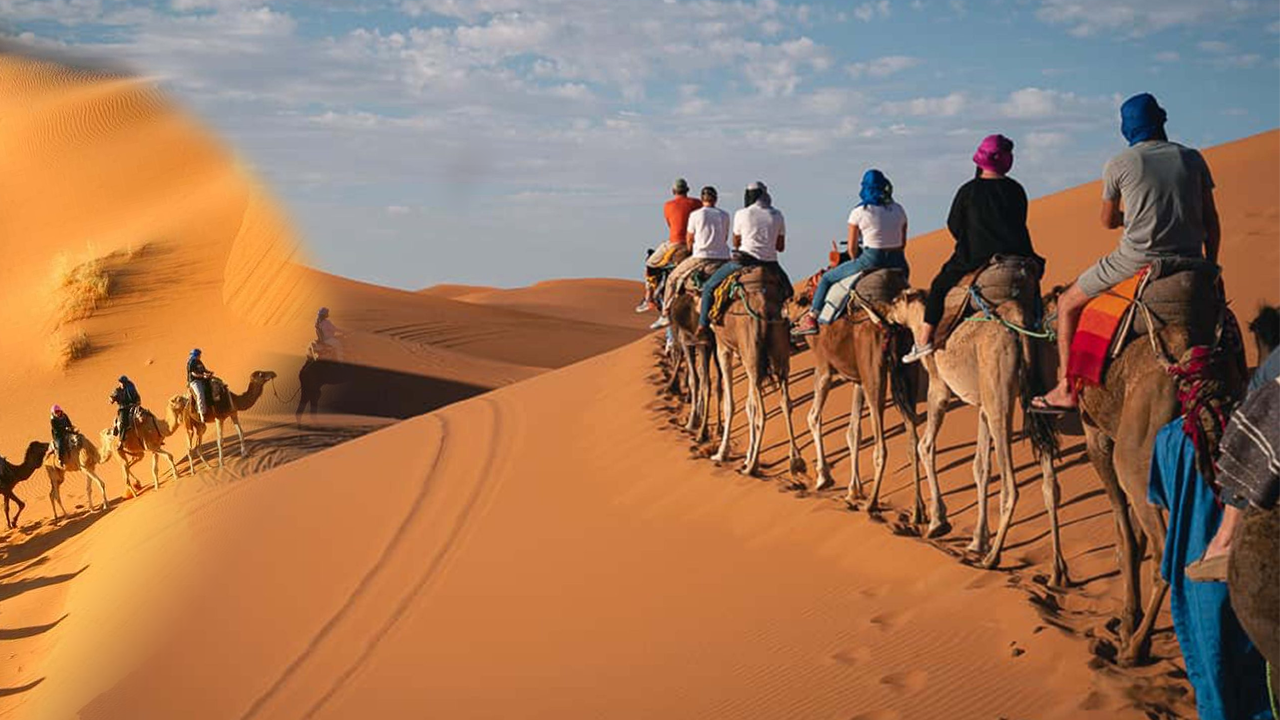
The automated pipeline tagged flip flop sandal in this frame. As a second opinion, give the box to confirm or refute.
[1028,396,1075,416]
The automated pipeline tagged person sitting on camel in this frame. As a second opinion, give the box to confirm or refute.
[187,348,217,420]
[1034,93,1221,413]
[637,178,702,313]
[793,169,909,336]
[650,185,732,330]
[314,307,345,361]
[693,181,791,344]
[50,404,77,468]
[901,134,1044,363]
[109,375,141,437]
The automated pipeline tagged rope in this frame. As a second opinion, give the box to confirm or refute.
[1269,662,1278,720]
[270,376,301,405]
[962,284,1056,340]
[727,281,791,325]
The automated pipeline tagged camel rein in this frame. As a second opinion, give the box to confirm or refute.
[963,284,1057,340]
[727,281,790,325]
[269,377,301,404]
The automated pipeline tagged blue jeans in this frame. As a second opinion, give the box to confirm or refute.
[812,248,909,323]
[698,261,744,328]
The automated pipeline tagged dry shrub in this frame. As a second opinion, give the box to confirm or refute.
[54,253,113,325]
[51,329,92,370]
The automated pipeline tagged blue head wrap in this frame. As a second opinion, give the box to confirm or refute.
[1120,93,1167,146]
[190,348,201,357]
[858,169,893,207]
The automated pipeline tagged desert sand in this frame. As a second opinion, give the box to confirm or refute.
[1,56,1277,720]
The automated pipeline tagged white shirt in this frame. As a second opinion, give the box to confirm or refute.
[686,206,732,260]
[847,202,907,250]
[732,202,786,262]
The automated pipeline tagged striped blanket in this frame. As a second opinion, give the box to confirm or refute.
[1067,268,1149,392]
[708,269,746,325]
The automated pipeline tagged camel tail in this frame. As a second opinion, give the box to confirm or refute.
[887,325,917,424]
[1012,303,1059,461]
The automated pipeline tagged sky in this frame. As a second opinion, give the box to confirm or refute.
[3,0,1278,290]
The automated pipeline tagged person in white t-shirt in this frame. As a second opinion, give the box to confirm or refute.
[793,169,910,335]
[313,307,345,361]
[694,181,791,343]
[650,186,731,329]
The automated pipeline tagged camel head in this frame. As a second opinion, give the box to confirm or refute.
[1249,305,1279,360]
[885,289,926,327]
[98,429,116,461]
[169,394,192,423]
[250,370,278,386]
[23,441,49,466]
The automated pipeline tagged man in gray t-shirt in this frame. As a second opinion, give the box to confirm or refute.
[1034,93,1222,412]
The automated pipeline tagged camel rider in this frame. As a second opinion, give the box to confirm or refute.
[1034,93,1220,413]
[187,348,215,419]
[50,405,77,467]
[693,181,791,344]
[650,185,732,330]
[637,178,702,313]
[315,307,344,361]
[109,375,141,437]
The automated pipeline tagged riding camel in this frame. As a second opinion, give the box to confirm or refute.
[296,355,356,427]
[99,405,182,494]
[709,268,802,477]
[44,432,110,520]
[172,370,277,470]
[803,288,925,522]
[2,441,50,529]
[886,286,1065,584]
[1041,276,1246,666]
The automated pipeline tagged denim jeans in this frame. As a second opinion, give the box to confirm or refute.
[812,248,909,324]
[698,261,744,328]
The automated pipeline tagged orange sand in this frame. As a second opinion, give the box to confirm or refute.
[1,54,1277,720]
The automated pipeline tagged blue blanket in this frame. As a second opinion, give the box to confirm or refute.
[1149,419,1274,720]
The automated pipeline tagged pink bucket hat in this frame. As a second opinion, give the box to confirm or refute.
[973,134,1014,175]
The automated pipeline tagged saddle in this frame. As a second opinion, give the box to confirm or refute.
[1120,257,1221,344]
[709,265,790,326]
[815,268,909,325]
[936,255,1043,348]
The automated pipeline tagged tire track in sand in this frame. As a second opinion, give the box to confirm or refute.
[238,397,509,720]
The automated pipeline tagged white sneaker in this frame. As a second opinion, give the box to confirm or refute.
[902,342,934,364]
[634,300,654,314]
[650,316,670,330]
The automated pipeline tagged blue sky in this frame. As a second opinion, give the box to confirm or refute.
[4,0,1278,289]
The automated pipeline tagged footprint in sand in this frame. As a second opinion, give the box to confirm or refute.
[878,669,929,694]
[830,646,873,666]
[868,611,899,631]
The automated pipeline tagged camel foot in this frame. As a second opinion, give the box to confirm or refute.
[1116,640,1148,668]
[865,500,881,515]
[814,471,834,492]
[966,537,988,555]
[925,519,951,539]
[979,550,1001,570]
[789,456,807,475]
[910,504,925,525]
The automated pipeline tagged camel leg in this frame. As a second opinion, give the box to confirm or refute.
[694,345,713,443]
[845,384,866,502]
[742,368,763,476]
[865,368,891,516]
[150,453,161,491]
[1114,438,1170,667]
[3,490,23,529]
[214,422,226,468]
[808,365,835,491]
[85,469,109,512]
[982,405,1019,570]
[968,412,993,555]
[682,343,699,432]
[1086,427,1141,643]
[233,418,247,458]
[47,469,67,520]
[712,348,735,463]
[919,374,952,534]
[777,374,803,477]
[1040,454,1069,587]
[160,449,180,486]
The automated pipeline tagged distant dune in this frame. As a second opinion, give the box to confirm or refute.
[2,53,1276,720]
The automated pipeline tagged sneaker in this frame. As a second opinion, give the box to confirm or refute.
[650,315,671,330]
[634,299,655,314]
[902,342,934,364]
[791,314,819,336]
[664,335,675,353]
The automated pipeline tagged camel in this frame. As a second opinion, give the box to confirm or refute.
[1041,286,1247,666]
[667,291,721,443]
[44,432,109,520]
[709,268,802,477]
[99,404,182,494]
[297,357,355,426]
[886,290,1065,584]
[172,370,277,470]
[803,305,928,525]
[2,441,50,529]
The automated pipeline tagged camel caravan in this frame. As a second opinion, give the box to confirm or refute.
[643,94,1279,703]
[0,350,278,531]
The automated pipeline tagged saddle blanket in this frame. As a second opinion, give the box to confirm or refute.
[1067,268,1149,391]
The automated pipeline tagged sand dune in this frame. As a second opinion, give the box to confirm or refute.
[1,53,1276,720]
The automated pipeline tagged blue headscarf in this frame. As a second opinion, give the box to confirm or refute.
[857,169,893,207]
[1121,93,1168,146]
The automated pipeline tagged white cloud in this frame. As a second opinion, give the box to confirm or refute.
[1153,51,1180,62]
[1001,87,1073,119]
[846,55,922,79]
[879,92,967,117]
[1198,40,1232,53]
[386,205,412,214]
[1036,0,1259,35]
[853,0,891,22]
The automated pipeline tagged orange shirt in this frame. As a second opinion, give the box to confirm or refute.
[664,195,702,245]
